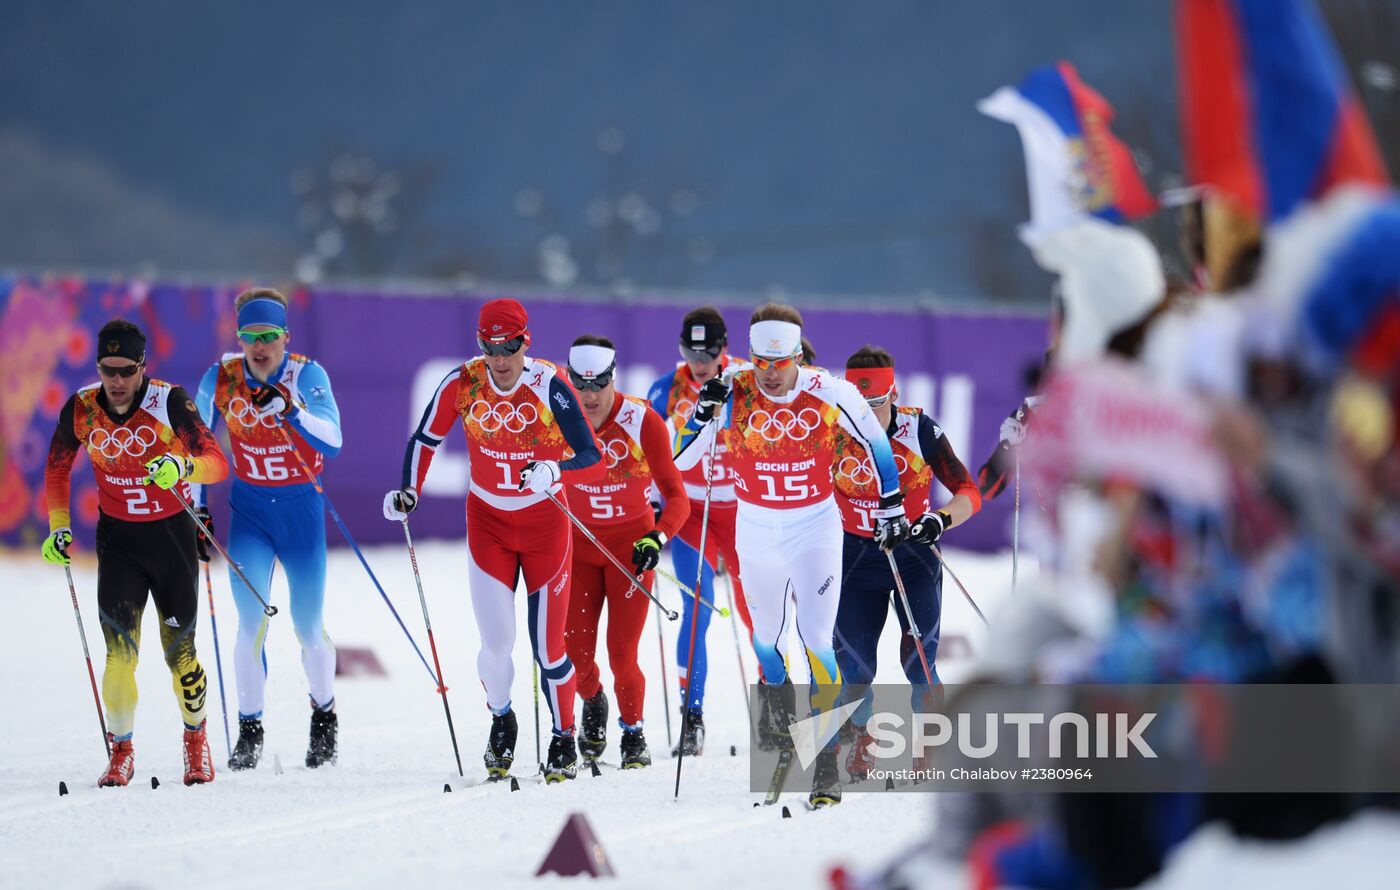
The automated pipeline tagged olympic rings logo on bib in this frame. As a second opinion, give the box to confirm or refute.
[468,400,539,434]
[601,437,631,468]
[837,453,909,486]
[88,425,158,460]
[228,397,279,429]
[745,407,823,442]
[674,398,696,421]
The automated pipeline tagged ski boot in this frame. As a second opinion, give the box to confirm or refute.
[97,734,135,787]
[484,710,517,780]
[620,727,652,769]
[306,706,338,769]
[544,732,578,783]
[229,717,264,771]
[182,721,215,785]
[844,726,876,782]
[756,680,796,752]
[579,691,608,763]
[671,708,705,757]
[809,748,842,808]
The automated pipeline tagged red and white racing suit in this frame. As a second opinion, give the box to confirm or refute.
[402,357,602,734]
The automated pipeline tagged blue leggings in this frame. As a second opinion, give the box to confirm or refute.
[670,535,717,713]
[227,480,333,717]
[833,533,942,726]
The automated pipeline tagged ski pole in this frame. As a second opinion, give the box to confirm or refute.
[401,519,464,777]
[720,566,753,724]
[533,660,542,775]
[63,565,110,757]
[271,424,439,687]
[1012,451,1020,595]
[885,550,938,687]
[178,499,278,617]
[654,566,729,616]
[202,561,233,765]
[654,603,674,750]
[929,543,988,627]
[676,423,720,799]
[543,491,678,620]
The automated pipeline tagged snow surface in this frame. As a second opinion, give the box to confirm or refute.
[0,541,1013,889]
[5,541,1397,888]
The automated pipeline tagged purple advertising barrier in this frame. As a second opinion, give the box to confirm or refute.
[1,279,1046,556]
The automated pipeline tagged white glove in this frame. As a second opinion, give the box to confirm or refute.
[1000,414,1027,446]
[383,488,418,521]
[518,460,561,494]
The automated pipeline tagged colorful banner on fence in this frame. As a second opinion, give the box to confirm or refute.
[0,277,1047,555]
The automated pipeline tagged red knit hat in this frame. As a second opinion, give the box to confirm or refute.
[478,298,530,343]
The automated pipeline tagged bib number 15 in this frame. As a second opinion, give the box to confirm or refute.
[756,473,816,503]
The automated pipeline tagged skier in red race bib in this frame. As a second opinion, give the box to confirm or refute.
[42,319,229,787]
[832,345,981,781]
[646,307,755,755]
[384,299,603,782]
[562,336,689,769]
[673,303,909,807]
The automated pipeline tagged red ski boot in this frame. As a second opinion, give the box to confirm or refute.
[844,727,877,782]
[182,721,215,785]
[97,735,135,787]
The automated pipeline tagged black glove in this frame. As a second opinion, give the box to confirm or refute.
[693,377,730,423]
[632,530,664,573]
[193,506,214,563]
[871,492,909,551]
[251,382,295,419]
[909,510,952,546]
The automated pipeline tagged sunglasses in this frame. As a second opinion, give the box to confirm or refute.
[679,343,723,363]
[97,361,143,379]
[237,327,287,344]
[749,353,801,371]
[568,368,615,392]
[864,392,893,408]
[478,336,525,357]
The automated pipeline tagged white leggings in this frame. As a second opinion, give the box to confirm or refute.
[734,497,844,689]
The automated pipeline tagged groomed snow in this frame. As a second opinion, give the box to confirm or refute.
[5,541,1396,888]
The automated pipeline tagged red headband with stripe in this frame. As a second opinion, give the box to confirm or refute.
[845,366,896,398]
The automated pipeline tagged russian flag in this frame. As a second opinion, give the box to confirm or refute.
[1178,0,1389,222]
[979,61,1157,241]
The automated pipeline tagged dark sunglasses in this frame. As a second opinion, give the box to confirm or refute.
[478,336,525,357]
[238,327,287,344]
[679,343,723,363]
[97,361,143,379]
[568,368,615,392]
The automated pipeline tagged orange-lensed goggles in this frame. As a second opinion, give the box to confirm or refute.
[750,353,801,371]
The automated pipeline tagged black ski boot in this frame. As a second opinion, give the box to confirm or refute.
[620,727,652,769]
[579,691,608,763]
[306,706,338,768]
[756,680,796,751]
[809,748,842,807]
[484,710,518,779]
[544,732,578,783]
[229,717,264,771]
[670,709,705,757]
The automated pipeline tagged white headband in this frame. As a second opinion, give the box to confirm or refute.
[568,344,617,378]
[749,320,801,359]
